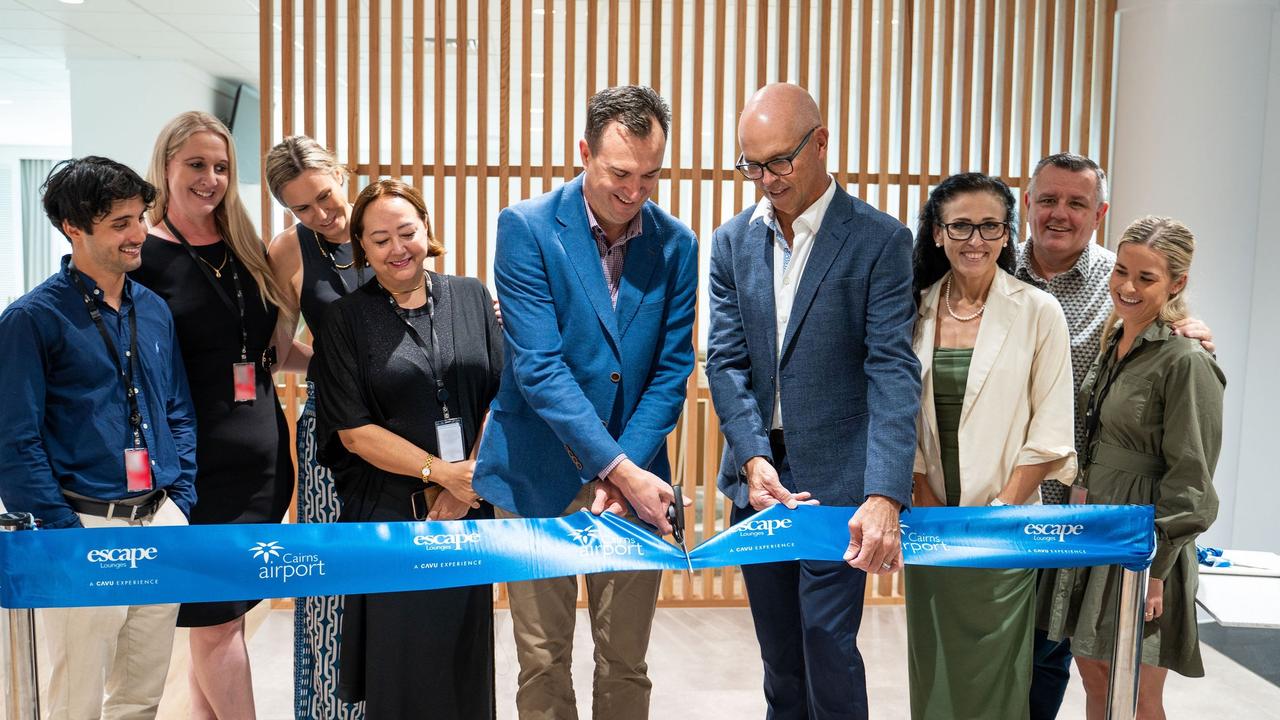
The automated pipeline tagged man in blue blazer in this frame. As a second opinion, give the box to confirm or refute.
[473,86,697,720]
[706,83,922,719]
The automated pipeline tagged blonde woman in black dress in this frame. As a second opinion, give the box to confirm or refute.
[133,111,307,719]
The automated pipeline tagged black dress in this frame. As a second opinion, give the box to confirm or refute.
[132,234,294,626]
[313,272,502,720]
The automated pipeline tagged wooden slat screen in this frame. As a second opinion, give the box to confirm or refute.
[265,0,1118,607]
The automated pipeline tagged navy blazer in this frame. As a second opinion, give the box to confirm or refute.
[705,184,921,508]
[473,175,698,517]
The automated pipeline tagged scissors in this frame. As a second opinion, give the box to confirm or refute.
[666,485,693,576]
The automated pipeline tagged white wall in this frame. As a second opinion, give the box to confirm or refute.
[68,59,237,177]
[1230,9,1280,553]
[1110,0,1279,551]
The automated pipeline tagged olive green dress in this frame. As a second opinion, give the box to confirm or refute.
[906,348,1036,720]
[1039,322,1224,677]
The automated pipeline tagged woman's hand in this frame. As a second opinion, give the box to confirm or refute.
[428,489,474,521]
[1145,577,1164,622]
[433,458,481,507]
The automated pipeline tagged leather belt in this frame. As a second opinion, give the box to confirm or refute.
[63,488,167,522]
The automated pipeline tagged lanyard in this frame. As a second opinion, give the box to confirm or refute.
[68,267,146,450]
[1083,332,1144,455]
[165,217,250,363]
[381,272,452,419]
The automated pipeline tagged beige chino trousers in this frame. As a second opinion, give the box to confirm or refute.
[496,482,662,720]
[40,498,187,720]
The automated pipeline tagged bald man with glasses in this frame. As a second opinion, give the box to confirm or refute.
[706,83,921,719]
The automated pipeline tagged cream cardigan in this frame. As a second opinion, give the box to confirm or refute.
[913,269,1078,506]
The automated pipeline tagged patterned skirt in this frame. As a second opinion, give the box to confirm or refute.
[295,382,366,720]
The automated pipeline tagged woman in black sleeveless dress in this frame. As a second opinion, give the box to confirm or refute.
[265,136,364,720]
[133,111,304,719]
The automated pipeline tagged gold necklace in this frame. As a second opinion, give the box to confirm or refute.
[195,247,229,278]
[315,233,354,270]
[386,280,425,295]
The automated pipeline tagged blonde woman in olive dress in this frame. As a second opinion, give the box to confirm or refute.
[1040,216,1223,720]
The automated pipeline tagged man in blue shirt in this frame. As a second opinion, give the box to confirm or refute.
[0,156,197,720]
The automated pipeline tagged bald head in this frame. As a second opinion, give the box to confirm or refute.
[739,83,824,141]
[737,84,831,225]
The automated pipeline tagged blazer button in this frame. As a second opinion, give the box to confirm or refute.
[610,371,621,383]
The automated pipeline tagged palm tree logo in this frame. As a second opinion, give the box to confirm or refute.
[567,527,598,546]
[250,541,284,564]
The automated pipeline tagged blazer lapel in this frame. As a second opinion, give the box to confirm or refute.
[750,220,779,366]
[779,193,851,360]
[614,206,660,337]
[916,281,943,463]
[960,270,1022,426]
[556,177,619,343]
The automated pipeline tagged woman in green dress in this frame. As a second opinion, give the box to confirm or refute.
[1040,216,1224,720]
[906,173,1078,719]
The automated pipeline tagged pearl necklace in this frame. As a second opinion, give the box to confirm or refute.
[944,276,985,322]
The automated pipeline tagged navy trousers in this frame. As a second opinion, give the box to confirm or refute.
[732,434,870,720]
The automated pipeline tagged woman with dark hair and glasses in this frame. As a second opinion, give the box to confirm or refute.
[904,172,1077,719]
[312,179,501,719]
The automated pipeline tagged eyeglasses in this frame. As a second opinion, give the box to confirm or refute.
[735,127,820,180]
[942,221,1009,242]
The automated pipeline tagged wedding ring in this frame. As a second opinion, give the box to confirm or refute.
[880,562,893,570]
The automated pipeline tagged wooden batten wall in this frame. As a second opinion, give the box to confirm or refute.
[263,0,1118,607]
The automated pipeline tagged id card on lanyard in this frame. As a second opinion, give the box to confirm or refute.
[69,266,153,492]
[384,273,464,460]
[165,218,258,404]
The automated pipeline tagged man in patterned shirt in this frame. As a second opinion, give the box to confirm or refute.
[1019,152,1215,719]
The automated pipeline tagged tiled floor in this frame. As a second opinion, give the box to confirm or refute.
[139,603,1280,719]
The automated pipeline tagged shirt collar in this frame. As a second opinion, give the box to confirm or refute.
[750,174,838,240]
[62,254,134,304]
[1018,237,1095,282]
[584,196,644,248]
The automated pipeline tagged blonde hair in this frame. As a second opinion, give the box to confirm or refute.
[1100,215,1195,350]
[147,111,290,318]
[264,135,348,205]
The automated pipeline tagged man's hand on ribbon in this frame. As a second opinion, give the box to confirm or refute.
[744,457,818,511]
[843,495,903,575]
[604,459,674,535]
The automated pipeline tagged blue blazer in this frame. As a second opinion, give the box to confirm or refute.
[705,185,921,508]
[474,175,699,517]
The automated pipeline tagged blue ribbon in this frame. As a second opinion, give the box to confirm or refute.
[0,504,1153,609]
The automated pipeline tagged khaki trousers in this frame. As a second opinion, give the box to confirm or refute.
[40,498,187,720]
[495,483,661,720]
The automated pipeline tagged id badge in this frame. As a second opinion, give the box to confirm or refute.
[233,362,257,403]
[435,418,466,462]
[124,448,153,492]
[1069,484,1089,505]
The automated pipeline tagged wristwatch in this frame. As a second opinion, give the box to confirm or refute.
[420,455,433,482]
[989,497,1008,507]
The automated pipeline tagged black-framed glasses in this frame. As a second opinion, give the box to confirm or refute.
[942,221,1009,241]
[736,126,820,180]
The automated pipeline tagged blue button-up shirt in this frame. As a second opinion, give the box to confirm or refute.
[0,256,197,528]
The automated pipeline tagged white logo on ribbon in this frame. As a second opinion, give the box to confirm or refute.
[1023,523,1085,543]
[566,524,644,556]
[250,540,325,582]
[250,541,284,563]
[85,546,158,569]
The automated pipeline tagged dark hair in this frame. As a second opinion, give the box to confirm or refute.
[1029,152,1108,206]
[42,156,156,239]
[584,85,671,152]
[348,179,445,268]
[912,172,1019,301]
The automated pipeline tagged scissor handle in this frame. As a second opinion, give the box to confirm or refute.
[667,485,685,543]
